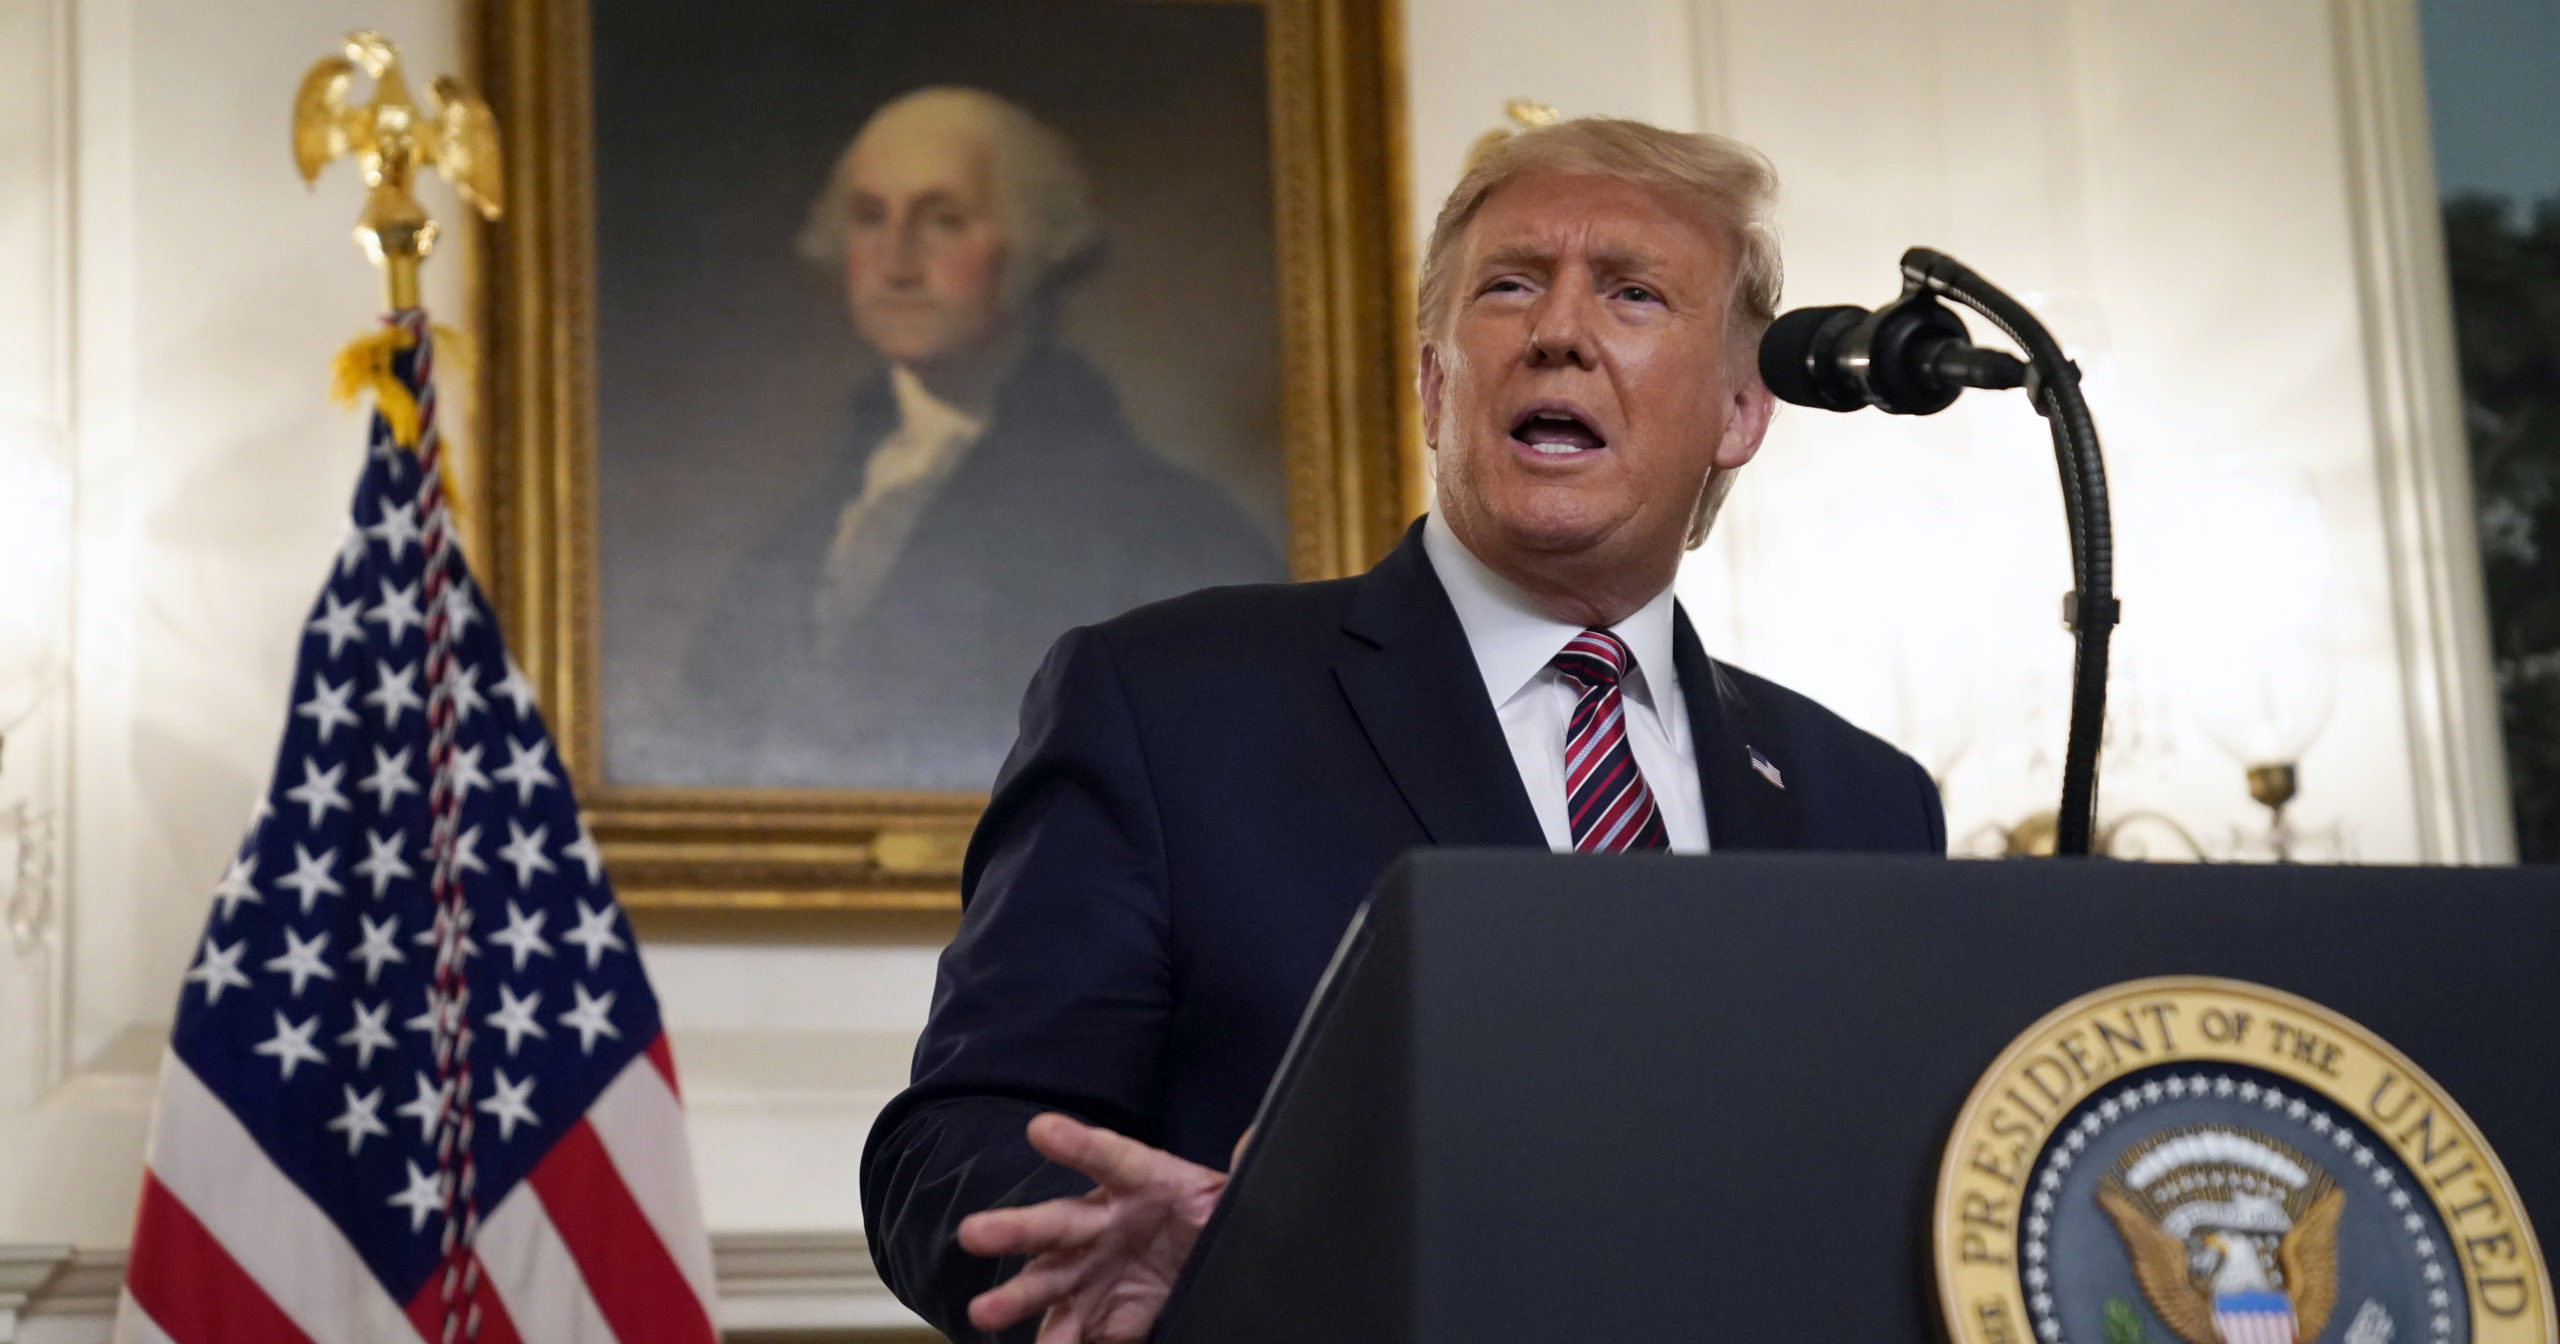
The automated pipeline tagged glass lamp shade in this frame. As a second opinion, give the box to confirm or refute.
[2176,463,2339,772]
[0,416,72,738]
[2191,626,2339,768]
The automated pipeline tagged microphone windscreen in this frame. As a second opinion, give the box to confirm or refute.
[1758,305,1868,411]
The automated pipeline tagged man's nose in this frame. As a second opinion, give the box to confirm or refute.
[883,213,928,285]
[1525,289,1598,370]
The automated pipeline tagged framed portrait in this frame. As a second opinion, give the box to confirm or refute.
[474,0,1417,910]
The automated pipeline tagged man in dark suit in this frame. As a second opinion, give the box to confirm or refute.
[861,117,1947,1343]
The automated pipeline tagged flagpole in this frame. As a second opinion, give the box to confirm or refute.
[293,32,504,1343]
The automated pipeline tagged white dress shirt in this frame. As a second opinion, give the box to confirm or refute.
[1421,512,1710,854]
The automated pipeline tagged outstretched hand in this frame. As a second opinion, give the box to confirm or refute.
[957,1113,1235,1343]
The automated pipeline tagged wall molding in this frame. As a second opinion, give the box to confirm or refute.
[2329,0,2516,862]
[0,1231,922,1341]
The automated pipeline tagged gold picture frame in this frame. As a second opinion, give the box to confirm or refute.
[472,0,1418,912]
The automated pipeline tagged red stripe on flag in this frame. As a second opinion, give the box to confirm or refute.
[528,1119,717,1344]
[403,1257,526,1344]
[126,1171,328,1344]
[644,1034,682,1099]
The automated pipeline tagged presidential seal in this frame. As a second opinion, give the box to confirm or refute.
[1935,978,2552,1344]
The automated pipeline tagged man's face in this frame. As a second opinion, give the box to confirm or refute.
[840,118,1014,370]
[1421,172,1773,604]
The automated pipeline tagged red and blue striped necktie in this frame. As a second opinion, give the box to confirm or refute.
[1551,629,1671,852]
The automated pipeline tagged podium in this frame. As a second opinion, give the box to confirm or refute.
[1156,850,2560,1343]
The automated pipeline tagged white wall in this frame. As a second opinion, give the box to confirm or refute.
[0,0,2492,1280]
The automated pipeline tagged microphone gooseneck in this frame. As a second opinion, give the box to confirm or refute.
[1755,249,2116,858]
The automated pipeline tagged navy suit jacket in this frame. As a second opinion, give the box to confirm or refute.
[859,520,1946,1340]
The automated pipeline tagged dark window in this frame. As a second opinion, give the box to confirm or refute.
[2418,0,2560,860]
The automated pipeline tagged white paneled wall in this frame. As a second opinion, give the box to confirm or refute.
[0,0,2493,1290]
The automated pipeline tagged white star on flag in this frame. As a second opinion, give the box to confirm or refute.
[296,676,363,744]
[351,912,406,984]
[364,662,425,727]
[388,1159,444,1233]
[306,591,365,658]
[284,758,352,828]
[365,577,426,644]
[326,1084,390,1155]
[353,829,414,900]
[563,818,603,884]
[405,988,451,1041]
[494,738,559,808]
[489,899,554,971]
[563,899,628,970]
[487,984,548,1056]
[478,1068,539,1141]
[184,936,253,1006]
[497,821,556,889]
[337,998,396,1069]
[252,1011,328,1080]
[443,581,482,640]
[449,822,490,877]
[448,743,492,806]
[490,658,536,718]
[558,983,620,1055]
[412,903,480,963]
[449,662,490,723]
[264,927,338,998]
[333,525,367,579]
[394,1070,449,1142]
[359,746,420,812]
[364,500,421,561]
[275,843,344,914]
[210,856,261,922]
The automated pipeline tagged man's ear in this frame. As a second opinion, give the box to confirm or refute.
[1418,342,1445,451]
[1715,370,1776,470]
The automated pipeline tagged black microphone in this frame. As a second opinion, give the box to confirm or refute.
[1758,295,2026,416]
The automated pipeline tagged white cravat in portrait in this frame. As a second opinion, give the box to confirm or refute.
[1422,511,1709,853]
[812,364,991,649]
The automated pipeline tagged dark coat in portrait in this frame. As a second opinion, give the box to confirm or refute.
[680,343,1283,789]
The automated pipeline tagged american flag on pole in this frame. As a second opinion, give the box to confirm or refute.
[117,311,717,1344]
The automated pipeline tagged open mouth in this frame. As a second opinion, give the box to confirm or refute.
[1510,404,1606,456]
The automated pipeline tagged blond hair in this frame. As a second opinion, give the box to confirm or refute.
[1415,117,1781,351]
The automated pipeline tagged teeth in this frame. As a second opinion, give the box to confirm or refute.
[1529,442,1584,455]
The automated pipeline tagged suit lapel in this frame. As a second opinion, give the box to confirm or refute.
[1332,524,1546,847]
[1673,608,1810,850]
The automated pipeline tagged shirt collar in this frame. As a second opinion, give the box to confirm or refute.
[1421,511,1682,710]
[888,364,991,447]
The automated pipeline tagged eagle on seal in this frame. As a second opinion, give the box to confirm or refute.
[2097,1125,2345,1344]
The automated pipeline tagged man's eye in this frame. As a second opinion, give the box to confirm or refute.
[1617,285,1659,304]
[1483,279,1527,295]
[849,201,888,228]
[927,209,970,234]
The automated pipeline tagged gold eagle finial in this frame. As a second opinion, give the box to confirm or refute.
[1462,98,1562,173]
[292,30,502,307]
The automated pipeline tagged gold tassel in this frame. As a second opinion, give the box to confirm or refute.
[330,326,422,448]
[329,323,473,528]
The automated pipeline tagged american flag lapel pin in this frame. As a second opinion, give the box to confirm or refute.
[1748,746,1785,790]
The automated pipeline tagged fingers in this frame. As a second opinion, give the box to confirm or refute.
[1036,1300,1089,1344]
[1229,1123,1256,1170]
[1027,1112,1184,1191]
[957,1192,1114,1258]
[968,1249,1091,1333]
